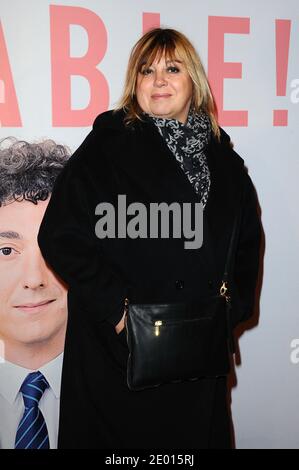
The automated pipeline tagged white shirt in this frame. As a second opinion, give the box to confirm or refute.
[0,353,63,449]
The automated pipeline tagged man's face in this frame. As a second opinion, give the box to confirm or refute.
[0,199,67,350]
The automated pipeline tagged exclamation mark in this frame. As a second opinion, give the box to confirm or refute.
[0,79,5,127]
[273,19,291,126]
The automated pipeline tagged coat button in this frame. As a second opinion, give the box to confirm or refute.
[175,280,184,290]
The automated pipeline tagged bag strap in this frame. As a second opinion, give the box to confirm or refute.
[220,182,245,354]
[219,207,241,302]
[223,214,240,281]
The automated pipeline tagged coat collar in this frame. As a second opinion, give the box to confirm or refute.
[95,109,244,214]
[94,110,245,272]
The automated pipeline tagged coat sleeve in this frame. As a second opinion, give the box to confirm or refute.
[231,171,262,328]
[37,131,127,326]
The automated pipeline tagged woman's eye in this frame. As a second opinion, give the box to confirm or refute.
[0,247,17,256]
[141,68,153,75]
[167,66,180,73]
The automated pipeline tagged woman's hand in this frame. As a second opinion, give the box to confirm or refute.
[115,310,126,334]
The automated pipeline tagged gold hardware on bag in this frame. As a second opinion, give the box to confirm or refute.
[220,281,230,302]
[154,320,163,336]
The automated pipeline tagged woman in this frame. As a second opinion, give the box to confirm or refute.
[38,28,261,449]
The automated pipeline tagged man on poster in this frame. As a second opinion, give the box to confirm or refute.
[0,138,70,449]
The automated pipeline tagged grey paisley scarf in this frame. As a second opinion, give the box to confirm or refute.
[146,110,212,208]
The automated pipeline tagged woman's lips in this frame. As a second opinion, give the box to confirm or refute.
[14,299,55,313]
[151,94,172,99]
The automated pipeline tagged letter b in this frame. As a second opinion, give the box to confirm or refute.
[50,5,109,126]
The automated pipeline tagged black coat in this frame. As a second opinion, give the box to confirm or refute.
[38,110,261,449]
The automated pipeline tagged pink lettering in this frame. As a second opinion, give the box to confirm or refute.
[50,5,109,127]
[273,19,291,126]
[142,13,160,33]
[0,22,22,127]
[208,16,250,127]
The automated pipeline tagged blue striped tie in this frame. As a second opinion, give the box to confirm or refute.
[15,371,50,449]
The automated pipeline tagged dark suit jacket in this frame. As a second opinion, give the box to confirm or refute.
[38,110,261,449]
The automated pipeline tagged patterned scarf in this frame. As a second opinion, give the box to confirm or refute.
[146,110,212,208]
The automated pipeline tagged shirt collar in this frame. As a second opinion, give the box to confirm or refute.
[39,353,64,399]
[0,353,63,405]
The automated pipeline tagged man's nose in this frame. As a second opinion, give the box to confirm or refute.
[22,250,48,290]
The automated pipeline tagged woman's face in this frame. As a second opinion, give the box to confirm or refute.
[136,53,193,123]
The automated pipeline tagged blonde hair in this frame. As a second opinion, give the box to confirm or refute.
[116,28,220,139]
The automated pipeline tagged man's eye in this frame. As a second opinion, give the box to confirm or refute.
[0,247,16,256]
[167,66,179,73]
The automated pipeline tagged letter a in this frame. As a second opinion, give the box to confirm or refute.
[0,22,22,126]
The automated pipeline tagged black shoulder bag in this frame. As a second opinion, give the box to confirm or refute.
[125,211,240,392]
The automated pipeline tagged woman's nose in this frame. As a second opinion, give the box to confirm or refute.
[153,71,167,87]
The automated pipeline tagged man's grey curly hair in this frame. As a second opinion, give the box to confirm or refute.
[0,137,70,206]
